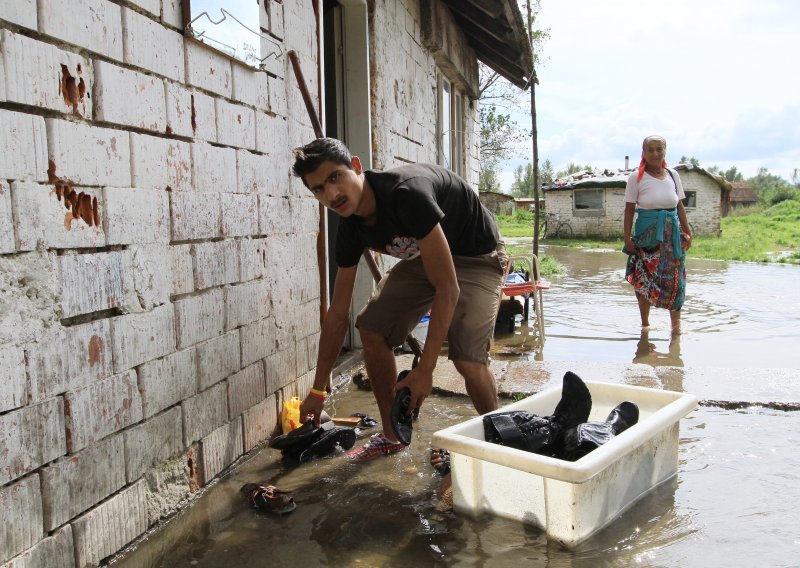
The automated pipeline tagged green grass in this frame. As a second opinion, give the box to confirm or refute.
[497,199,800,264]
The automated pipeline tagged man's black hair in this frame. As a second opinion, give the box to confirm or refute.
[292,138,354,182]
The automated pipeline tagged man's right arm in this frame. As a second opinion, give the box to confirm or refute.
[300,264,358,423]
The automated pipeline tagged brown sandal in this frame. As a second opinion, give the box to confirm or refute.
[241,483,297,515]
[429,448,451,475]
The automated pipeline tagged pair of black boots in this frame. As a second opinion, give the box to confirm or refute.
[269,420,356,462]
[483,372,639,461]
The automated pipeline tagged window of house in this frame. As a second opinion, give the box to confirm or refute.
[682,191,697,208]
[438,75,464,176]
[574,189,604,211]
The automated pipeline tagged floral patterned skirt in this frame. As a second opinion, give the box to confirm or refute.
[625,213,686,311]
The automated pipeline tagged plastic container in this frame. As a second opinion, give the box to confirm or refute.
[432,381,698,548]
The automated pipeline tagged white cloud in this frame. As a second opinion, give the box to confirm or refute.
[497,0,800,190]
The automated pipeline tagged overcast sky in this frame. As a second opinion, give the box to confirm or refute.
[498,0,799,191]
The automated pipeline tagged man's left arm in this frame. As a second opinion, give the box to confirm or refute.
[396,223,459,412]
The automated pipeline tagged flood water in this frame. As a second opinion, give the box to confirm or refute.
[497,242,800,369]
[113,245,800,567]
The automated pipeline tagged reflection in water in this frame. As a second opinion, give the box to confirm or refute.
[633,330,684,367]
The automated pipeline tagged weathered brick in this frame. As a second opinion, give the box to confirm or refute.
[240,316,277,367]
[227,362,265,418]
[192,239,239,290]
[264,348,298,394]
[38,0,123,60]
[0,475,43,562]
[190,142,236,192]
[185,40,232,98]
[46,118,131,187]
[11,182,106,251]
[110,304,176,372]
[195,331,240,391]
[0,0,37,30]
[0,345,25,413]
[267,0,285,40]
[258,195,292,234]
[243,395,278,451]
[26,319,112,404]
[102,187,170,245]
[161,0,183,29]
[188,88,217,141]
[72,480,147,568]
[122,7,184,81]
[130,132,192,192]
[174,288,224,348]
[221,193,258,237]
[231,64,269,110]
[164,81,193,138]
[171,243,194,295]
[1,525,73,568]
[239,237,270,281]
[0,182,13,253]
[93,60,166,132]
[181,382,228,446]
[0,110,48,182]
[236,150,269,194]
[259,35,283,78]
[1,30,93,117]
[138,347,196,419]
[268,76,288,117]
[0,399,66,486]
[58,251,137,318]
[40,435,126,532]
[200,416,242,482]
[124,407,183,481]
[293,196,319,229]
[215,98,255,149]
[296,331,320,376]
[65,370,143,452]
[170,191,221,241]
[225,279,270,331]
[130,244,173,310]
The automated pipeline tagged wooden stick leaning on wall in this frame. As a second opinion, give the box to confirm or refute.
[286,51,422,388]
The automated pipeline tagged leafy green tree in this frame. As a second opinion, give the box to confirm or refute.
[707,165,744,182]
[555,162,592,178]
[479,165,502,192]
[539,158,555,186]
[679,155,701,167]
[510,163,534,197]
[748,167,795,205]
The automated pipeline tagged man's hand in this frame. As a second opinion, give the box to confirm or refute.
[396,366,434,415]
[299,394,324,426]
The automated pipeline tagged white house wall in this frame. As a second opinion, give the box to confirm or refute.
[0,0,321,564]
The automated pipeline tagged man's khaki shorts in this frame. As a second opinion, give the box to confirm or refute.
[355,241,507,365]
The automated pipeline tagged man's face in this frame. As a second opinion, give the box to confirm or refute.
[304,159,363,217]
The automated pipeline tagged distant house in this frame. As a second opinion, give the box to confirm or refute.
[544,164,732,237]
[479,191,515,216]
[725,182,759,215]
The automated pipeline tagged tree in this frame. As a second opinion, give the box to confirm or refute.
[478,100,526,173]
[748,167,795,204]
[539,158,555,186]
[556,162,592,178]
[479,165,502,192]
[679,155,701,167]
[510,163,534,197]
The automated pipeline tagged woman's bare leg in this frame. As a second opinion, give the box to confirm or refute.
[670,309,681,335]
[637,293,651,329]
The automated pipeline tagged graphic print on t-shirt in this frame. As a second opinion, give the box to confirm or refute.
[385,235,420,259]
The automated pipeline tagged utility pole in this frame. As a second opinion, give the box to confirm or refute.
[526,0,541,271]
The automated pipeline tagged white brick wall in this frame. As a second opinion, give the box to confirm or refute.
[0,474,43,562]
[110,304,176,372]
[93,60,166,132]
[181,382,228,446]
[130,244,173,310]
[124,407,184,481]
[40,435,126,532]
[0,399,66,486]
[243,395,278,451]
[240,316,277,367]
[46,118,131,186]
[195,331,240,391]
[264,348,299,394]
[1,30,93,116]
[164,81,194,138]
[0,0,37,30]
[72,480,148,568]
[26,319,113,404]
[170,191,221,241]
[225,279,271,330]
[0,110,48,182]
[232,64,269,111]
[64,370,143,452]
[1,525,73,568]
[38,0,123,60]
[12,182,106,251]
[200,416,243,482]
[138,348,197,418]
[215,98,256,149]
[239,237,270,281]
[193,239,239,289]
[191,142,237,192]
[222,193,259,237]
[102,187,170,245]
[0,182,14,253]
[171,243,194,295]
[185,40,232,98]
[174,288,224,348]
[227,362,266,418]
[122,7,184,81]
[0,345,25,413]
[130,132,192,191]
[188,88,217,141]
[58,251,137,318]
[258,195,292,234]
[237,150,269,193]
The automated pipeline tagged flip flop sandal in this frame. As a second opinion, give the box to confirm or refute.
[298,426,357,463]
[351,413,378,428]
[240,483,297,515]
[430,448,451,475]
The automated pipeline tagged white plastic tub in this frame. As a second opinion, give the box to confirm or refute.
[432,381,698,548]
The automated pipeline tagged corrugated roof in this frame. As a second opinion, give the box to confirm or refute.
[546,163,733,191]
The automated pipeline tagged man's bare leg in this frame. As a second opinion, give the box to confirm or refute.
[359,326,400,442]
[453,359,498,414]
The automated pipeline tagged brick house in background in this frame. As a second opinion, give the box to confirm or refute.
[544,163,732,238]
[724,181,759,216]
[0,1,532,565]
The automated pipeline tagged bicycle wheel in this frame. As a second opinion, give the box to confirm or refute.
[555,222,573,239]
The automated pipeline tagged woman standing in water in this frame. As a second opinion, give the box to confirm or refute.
[623,135,693,335]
